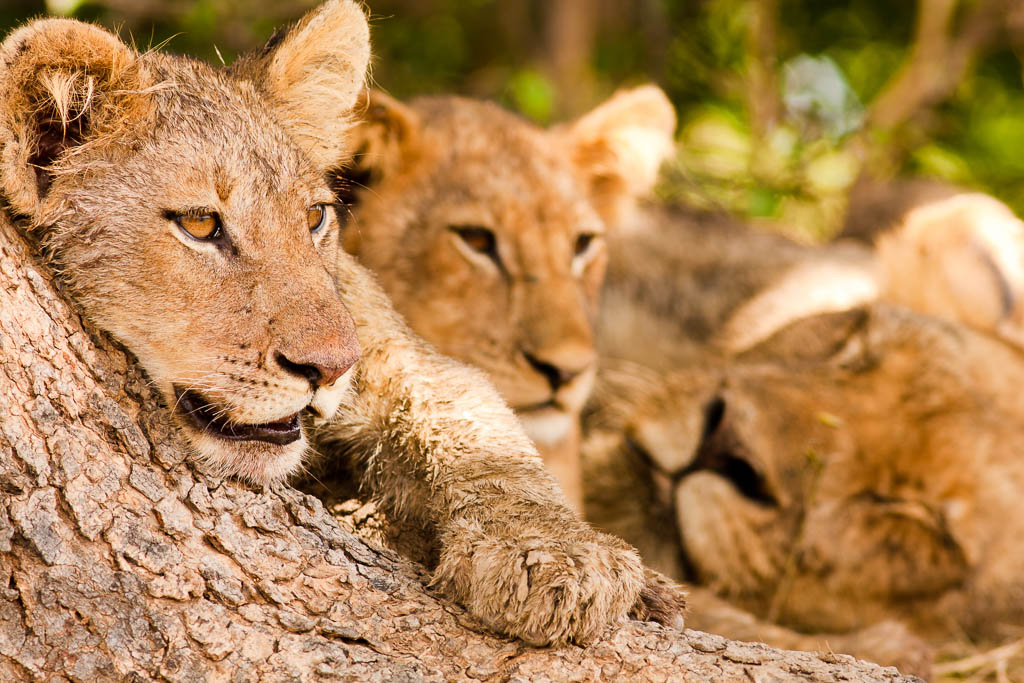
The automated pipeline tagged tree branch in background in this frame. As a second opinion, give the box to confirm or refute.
[544,0,598,117]
[747,0,780,145]
[856,0,1008,173]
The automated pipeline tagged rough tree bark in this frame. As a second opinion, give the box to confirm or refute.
[0,215,919,681]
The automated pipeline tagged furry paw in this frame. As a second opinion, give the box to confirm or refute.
[433,517,648,646]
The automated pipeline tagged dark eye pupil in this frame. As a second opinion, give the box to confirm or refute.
[575,233,594,256]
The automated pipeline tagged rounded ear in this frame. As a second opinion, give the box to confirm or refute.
[737,306,875,369]
[240,0,370,172]
[561,85,676,227]
[347,89,422,180]
[0,18,144,218]
[877,193,1024,341]
[718,255,881,354]
[332,90,421,256]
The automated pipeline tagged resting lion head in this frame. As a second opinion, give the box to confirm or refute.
[334,87,675,503]
[585,304,1024,640]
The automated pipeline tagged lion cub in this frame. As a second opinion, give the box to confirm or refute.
[584,202,1024,673]
[586,304,1024,674]
[0,0,684,646]
[333,88,675,508]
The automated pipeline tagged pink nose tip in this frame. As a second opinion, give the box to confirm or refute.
[274,339,360,389]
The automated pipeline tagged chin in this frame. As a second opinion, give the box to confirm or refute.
[156,366,356,486]
[517,406,575,446]
[187,427,308,485]
[168,385,313,485]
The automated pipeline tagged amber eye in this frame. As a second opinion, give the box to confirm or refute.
[574,232,597,258]
[174,213,221,241]
[307,204,328,233]
[450,225,500,264]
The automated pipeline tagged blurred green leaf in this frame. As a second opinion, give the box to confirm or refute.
[506,69,555,124]
[46,0,85,15]
[748,187,781,218]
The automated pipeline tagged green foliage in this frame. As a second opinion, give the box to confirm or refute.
[506,69,555,124]
[2,0,1024,236]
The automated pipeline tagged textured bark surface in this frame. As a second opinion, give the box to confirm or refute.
[0,216,919,682]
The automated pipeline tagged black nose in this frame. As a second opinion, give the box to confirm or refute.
[274,350,356,389]
[523,351,583,391]
[687,395,778,507]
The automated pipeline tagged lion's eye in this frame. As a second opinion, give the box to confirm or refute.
[574,232,597,258]
[307,204,328,233]
[450,225,500,263]
[174,213,221,241]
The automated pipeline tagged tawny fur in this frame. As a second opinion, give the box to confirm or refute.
[335,88,675,509]
[0,1,685,647]
[597,203,879,365]
[841,181,1024,351]
[584,203,1024,673]
[875,192,1024,350]
[586,305,1024,663]
[605,196,1024,356]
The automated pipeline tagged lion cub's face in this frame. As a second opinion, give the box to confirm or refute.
[0,2,371,483]
[586,305,1024,636]
[339,90,674,448]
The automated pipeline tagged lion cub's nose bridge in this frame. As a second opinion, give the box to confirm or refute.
[269,281,361,389]
[518,278,597,389]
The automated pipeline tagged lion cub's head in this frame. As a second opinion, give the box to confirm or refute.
[0,1,369,484]
[336,88,674,470]
[586,305,1024,638]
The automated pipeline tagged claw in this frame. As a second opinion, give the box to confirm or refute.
[633,567,687,630]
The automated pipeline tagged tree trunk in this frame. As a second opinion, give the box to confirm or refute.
[544,0,597,118]
[0,214,916,681]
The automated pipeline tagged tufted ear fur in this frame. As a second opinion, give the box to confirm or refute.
[246,0,370,172]
[328,89,421,253]
[345,89,422,181]
[0,18,148,218]
[561,85,676,227]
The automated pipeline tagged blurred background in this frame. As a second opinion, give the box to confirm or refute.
[3,0,1024,240]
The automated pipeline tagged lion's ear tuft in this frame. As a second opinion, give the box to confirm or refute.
[251,0,371,171]
[563,85,676,227]
[346,89,421,181]
[328,90,421,255]
[0,18,144,217]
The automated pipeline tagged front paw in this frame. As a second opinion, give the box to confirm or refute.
[632,567,687,631]
[432,517,647,646]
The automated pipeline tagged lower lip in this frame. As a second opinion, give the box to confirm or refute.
[174,387,304,446]
[516,401,562,413]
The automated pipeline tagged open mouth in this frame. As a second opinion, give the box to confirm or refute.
[516,399,562,413]
[173,387,302,446]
